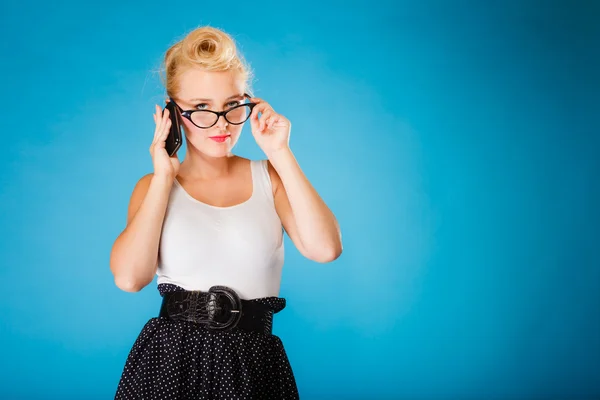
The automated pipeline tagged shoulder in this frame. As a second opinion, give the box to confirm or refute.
[235,157,281,195]
[239,156,281,195]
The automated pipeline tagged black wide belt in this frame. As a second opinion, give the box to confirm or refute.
[158,285,274,334]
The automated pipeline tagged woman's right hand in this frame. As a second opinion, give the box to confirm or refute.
[150,104,180,179]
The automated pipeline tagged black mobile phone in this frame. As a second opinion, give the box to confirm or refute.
[164,101,182,156]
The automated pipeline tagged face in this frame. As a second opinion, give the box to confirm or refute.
[173,68,247,158]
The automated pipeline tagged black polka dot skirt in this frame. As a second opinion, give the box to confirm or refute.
[114,283,300,399]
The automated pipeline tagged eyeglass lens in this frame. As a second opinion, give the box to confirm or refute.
[191,104,252,128]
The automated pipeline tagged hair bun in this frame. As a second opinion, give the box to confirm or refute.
[183,29,236,70]
[161,26,252,97]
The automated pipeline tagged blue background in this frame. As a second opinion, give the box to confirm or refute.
[1,0,599,399]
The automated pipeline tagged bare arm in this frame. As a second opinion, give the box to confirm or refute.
[109,173,174,292]
[268,148,343,263]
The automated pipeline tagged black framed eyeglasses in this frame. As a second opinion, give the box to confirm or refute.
[169,96,257,129]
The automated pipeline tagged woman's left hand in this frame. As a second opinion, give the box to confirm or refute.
[248,97,291,156]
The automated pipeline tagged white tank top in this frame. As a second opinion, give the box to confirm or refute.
[156,159,285,300]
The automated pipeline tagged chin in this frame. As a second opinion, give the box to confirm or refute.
[203,147,233,158]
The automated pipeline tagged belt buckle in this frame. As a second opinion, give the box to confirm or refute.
[206,286,242,331]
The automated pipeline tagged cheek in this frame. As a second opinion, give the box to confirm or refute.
[229,124,244,136]
[181,118,198,135]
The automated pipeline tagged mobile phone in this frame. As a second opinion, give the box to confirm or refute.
[164,101,182,156]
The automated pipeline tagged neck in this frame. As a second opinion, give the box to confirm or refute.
[178,147,236,181]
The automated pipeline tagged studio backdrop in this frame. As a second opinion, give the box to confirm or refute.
[1,1,598,399]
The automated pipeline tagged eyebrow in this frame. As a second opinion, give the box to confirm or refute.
[188,94,245,103]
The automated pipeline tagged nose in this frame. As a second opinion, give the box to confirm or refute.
[214,113,229,130]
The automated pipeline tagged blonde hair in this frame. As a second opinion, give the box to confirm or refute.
[160,26,253,98]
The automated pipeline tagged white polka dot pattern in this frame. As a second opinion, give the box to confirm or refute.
[114,284,299,399]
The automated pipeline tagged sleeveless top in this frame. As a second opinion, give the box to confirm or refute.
[156,159,285,300]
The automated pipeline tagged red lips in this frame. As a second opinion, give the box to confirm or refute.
[209,135,230,143]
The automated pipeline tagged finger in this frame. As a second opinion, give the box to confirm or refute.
[265,111,280,128]
[250,98,273,113]
[161,119,172,141]
[255,103,274,116]
[152,105,161,142]
[151,121,171,154]
[268,115,279,129]
[161,106,170,124]
[259,112,267,131]
[159,108,170,137]
[260,110,275,131]
[152,126,158,143]
[258,109,269,131]
[251,105,260,122]
[152,105,168,147]
[156,122,171,152]
[250,96,271,109]
[250,108,261,132]
[152,104,159,127]
[250,101,259,116]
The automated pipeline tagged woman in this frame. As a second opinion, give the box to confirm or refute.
[110,25,342,399]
